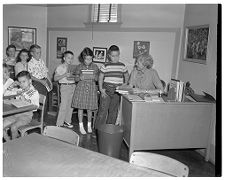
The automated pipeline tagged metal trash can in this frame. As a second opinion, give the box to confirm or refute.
[97,124,124,158]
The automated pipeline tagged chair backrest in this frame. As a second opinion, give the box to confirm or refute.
[130,152,189,177]
[161,80,166,91]
[43,126,79,146]
[39,94,46,129]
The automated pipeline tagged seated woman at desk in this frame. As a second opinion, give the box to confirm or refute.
[129,54,163,93]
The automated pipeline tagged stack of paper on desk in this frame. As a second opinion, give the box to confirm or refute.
[126,94,145,102]
[116,86,133,94]
[11,99,32,108]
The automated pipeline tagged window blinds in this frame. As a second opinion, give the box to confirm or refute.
[91,4,118,23]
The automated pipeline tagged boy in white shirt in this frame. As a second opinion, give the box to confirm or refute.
[3,71,39,141]
[54,51,76,128]
[28,44,52,94]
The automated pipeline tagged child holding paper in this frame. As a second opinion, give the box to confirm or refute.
[72,47,99,134]
[3,71,39,141]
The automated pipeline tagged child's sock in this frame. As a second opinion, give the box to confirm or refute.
[79,122,86,135]
[87,122,92,133]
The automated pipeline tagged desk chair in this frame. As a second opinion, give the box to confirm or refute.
[130,152,189,177]
[43,126,79,146]
[18,94,46,137]
[161,80,166,92]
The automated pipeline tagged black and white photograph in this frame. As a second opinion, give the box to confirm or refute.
[93,47,107,63]
[2,2,221,178]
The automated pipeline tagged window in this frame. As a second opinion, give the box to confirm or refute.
[91,4,119,23]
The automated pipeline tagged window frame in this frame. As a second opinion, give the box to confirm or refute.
[86,4,122,25]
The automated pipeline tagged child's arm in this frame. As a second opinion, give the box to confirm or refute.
[94,66,99,82]
[54,71,68,82]
[75,66,82,82]
[98,72,107,98]
[124,71,129,85]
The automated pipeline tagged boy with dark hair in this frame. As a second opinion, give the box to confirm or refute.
[95,45,129,128]
[54,51,75,128]
[3,71,39,141]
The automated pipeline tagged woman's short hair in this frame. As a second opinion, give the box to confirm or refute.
[137,54,154,69]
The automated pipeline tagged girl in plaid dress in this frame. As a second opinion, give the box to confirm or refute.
[72,48,99,134]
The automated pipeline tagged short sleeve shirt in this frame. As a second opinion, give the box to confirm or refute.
[129,68,163,90]
[17,85,39,109]
[100,62,128,84]
[55,63,75,84]
[28,57,48,79]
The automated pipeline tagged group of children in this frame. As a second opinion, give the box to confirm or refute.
[3,43,129,140]
[3,42,163,140]
[3,44,51,141]
[55,45,129,134]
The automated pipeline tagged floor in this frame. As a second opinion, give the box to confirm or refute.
[45,111,215,177]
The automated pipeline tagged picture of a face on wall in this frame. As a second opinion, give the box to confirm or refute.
[133,41,150,58]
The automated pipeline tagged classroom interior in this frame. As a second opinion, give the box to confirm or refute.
[3,4,219,177]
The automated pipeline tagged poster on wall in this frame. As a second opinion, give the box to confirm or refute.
[57,37,67,59]
[8,26,36,51]
[184,25,209,64]
[133,41,150,58]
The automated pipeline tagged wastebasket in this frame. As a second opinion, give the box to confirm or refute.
[97,124,124,158]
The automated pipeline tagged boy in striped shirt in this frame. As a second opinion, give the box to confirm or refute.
[95,45,129,128]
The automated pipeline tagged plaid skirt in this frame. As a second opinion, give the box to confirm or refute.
[72,80,98,110]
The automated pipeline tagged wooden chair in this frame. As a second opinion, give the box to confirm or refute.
[130,152,189,177]
[161,79,166,92]
[43,126,79,146]
[18,94,46,136]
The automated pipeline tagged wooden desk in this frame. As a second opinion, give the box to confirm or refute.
[3,102,36,116]
[3,133,170,177]
[120,95,215,161]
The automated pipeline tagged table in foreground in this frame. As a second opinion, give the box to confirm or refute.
[120,95,215,161]
[3,133,170,177]
[3,103,36,116]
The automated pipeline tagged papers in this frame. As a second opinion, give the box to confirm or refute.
[116,85,133,94]
[10,99,32,108]
[126,94,145,102]
[81,70,94,80]
[167,79,185,102]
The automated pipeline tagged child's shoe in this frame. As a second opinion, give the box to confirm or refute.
[87,122,92,133]
[79,123,87,135]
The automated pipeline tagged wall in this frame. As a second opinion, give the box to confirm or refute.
[177,4,217,164]
[47,4,185,82]
[178,4,217,98]
[3,5,48,62]
[48,30,176,83]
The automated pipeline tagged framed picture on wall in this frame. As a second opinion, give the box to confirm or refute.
[184,25,209,64]
[93,47,107,63]
[57,37,67,59]
[8,26,37,51]
[133,41,150,58]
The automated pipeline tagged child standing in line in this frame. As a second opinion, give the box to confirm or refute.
[72,48,99,134]
[3,44,17,79]
[54,51,76,128]
[95,45,129,129]
[3,71,39,141]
